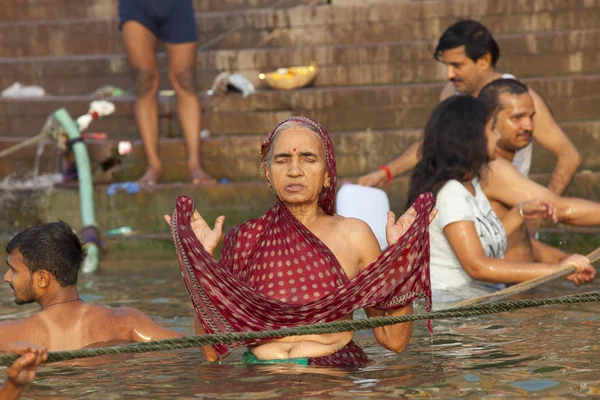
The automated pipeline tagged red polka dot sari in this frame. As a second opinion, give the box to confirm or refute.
[171,117,433,365]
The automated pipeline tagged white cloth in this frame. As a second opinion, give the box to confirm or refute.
[429,179,507,304]
[512,140,533,176]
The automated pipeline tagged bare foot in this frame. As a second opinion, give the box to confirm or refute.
[190,167,217,185]
[137,167,161,186]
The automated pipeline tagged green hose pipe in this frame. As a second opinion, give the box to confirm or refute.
[53,108,101,274]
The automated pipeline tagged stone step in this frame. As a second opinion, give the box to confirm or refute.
[2,171,599,237]
[0,0,311,21]
[2,29,600,95]
[1,75,598,138]
[2,120,599,183]
[1,0,599,57]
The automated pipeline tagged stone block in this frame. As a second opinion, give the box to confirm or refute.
[0,0,313,22]
[0,75,599,140]
[2,29,600,96]
[1,118,598,185]
[3,170,599,240]
[531,121,600,174]
[45,182,276,235]
[1,3,599,57]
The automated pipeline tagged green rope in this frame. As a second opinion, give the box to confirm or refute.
[1,291,598,367]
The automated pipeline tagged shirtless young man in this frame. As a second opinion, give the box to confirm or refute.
[478,79,600,263]
[358,20,581,195]
[0,222,191,353]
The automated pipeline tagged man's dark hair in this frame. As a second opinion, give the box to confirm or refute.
[478,78,530,124]
[407,95,489,208]
[6,221,84,287]
[434,20,500,66]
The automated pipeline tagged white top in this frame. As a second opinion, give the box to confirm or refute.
[336,183,390,251]
[429,179,507,304]
[512,140,533,176]
[500,73,533,176]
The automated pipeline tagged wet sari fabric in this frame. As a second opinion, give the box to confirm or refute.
[171,117,433,364]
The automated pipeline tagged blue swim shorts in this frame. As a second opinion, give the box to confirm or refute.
[119,0,198,44]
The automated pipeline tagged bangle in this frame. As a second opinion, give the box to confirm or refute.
[518,202,525,219]
[379,165,393,183]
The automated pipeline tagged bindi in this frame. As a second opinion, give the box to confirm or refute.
[293,148,297,152]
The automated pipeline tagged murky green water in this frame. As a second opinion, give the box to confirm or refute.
[2,257,599,399]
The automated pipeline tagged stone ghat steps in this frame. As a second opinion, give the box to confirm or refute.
[1,1,600,57]
[1,74,599,138]
[3,171,599,236]
[2,29,599,95]
[3,0,596,24]
[2,120,598,182]
[0,0,312,21]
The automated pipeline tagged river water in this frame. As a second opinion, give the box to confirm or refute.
[1,258,599,399]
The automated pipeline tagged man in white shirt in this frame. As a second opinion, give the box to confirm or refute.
[358,20,581,195]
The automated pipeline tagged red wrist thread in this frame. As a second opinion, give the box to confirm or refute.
[379,165,393,183]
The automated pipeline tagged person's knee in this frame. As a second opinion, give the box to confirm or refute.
[169,68,196,94]
[133,69,159,97]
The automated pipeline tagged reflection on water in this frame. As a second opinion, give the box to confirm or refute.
[1,260,599,399]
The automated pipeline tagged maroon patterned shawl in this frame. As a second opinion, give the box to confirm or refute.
[171,117,432,358]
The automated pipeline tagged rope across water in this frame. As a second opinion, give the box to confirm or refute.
[1,291,598,367]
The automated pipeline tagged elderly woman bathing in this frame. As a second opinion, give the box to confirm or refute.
[166,116,437,367]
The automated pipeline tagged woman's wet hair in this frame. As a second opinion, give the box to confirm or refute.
[6,221,84,287]
[406,95,489,208]
[434,20,500,67]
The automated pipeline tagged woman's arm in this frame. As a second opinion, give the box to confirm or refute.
[444,221,592,284]
[193,315,222,362]
[500,200,557,238]
[499,205,527,238]
[365,304,413,353]
[348,218,415,353]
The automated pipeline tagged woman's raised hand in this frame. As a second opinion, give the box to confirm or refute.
[519,199,558,223]
[164,210,225,255]
[386,206,438,245]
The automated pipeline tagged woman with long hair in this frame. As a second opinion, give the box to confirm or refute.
[407,96,595,304]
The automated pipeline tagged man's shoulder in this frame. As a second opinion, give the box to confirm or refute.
[105,306,149,321]
[72,304,145,328]
[483,159,532,199]
[0,314,40,330]
[488,158,520,175]
[0,314,43,345]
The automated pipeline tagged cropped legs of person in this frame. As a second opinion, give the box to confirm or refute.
[120,0,216,185]
[122,21,162,185]
[165,41,215,184]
